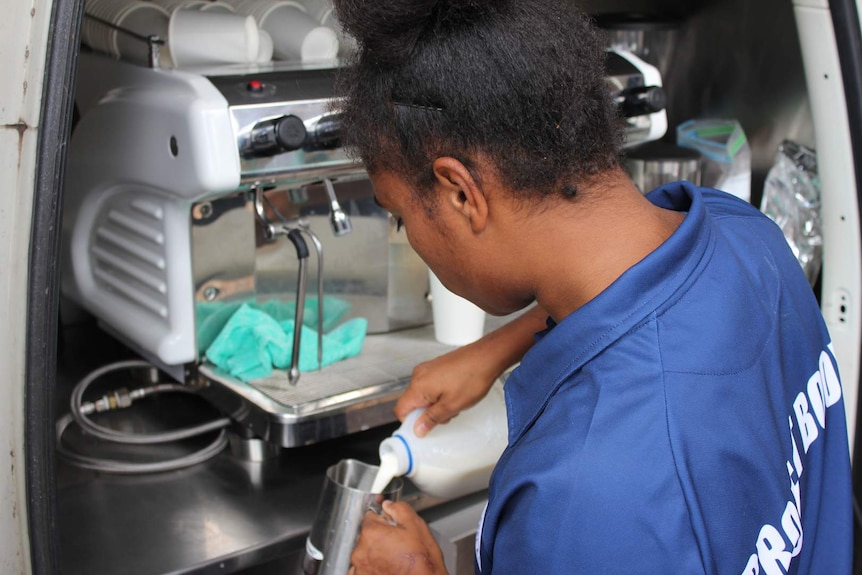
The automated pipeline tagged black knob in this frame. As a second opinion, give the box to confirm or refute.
[245,115,308,157]
[275,115,307,151]
[617,85,667,118]
[640,86,667,114]
[305,112,342,151]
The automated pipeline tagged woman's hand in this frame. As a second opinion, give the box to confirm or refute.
[349,501,447,575]
[395,344,499,437]
[396,305,548,436]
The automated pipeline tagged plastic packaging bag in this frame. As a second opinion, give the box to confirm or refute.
[677,119,752,203]
[759,140,822,286]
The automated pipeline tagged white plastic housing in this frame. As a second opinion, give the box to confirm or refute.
[62,54,241,366]
[614,49,668,147]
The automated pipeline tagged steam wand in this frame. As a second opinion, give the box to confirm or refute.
[324,178,352,236]
[299,227,325,369]
[259,192,325,370]
[253,188,321,384]
[285,229,308,385]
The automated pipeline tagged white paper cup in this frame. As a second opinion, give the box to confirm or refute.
[429,271,486,346]
[221,0,339,61]
[257,29,274,63]
[116,3,171,65]
[84,0,170,65]
[151,0,209,13]
[221,0,305,23]
[200,1,236,13]
[83,0,136,53]
[318,5,357,58]
[300,26,339,61]
[152,0,235,13]
[260,4,338,61]
[168,9,259,67]
[297,0,332,23]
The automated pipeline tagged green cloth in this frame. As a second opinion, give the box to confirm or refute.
[196,296,352,355]
[197,300,244,354]
[205,303,367,382]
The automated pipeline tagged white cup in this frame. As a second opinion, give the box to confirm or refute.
[257,29,274,63]
[221,0,303,27]
[317,5,357,58]
[260,4,338,61]
[199,1,236,13]
[428,271,486,346]
[117,3,172,65]
[152,0,235,13]
[221,0,339,61]
[168,9,259,67]
[84,0,137,53]
[222,0,303,20]
[297,0,331,23]
[84,0,171,65]
[151,0,209,13]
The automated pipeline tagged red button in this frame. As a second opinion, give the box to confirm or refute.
[247,80,264,92]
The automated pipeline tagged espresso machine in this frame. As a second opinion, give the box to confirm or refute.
[61,47,666,451]
[55,44,669,575]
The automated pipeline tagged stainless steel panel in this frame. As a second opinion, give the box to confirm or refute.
[192,193,257,306]
[197,324,455,447]
[191,179,432,349]
[231,101,353,183]
[255,180,432,333]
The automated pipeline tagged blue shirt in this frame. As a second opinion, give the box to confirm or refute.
[477,182,853,574]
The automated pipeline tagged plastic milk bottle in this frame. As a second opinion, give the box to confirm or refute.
[371,381,508,499]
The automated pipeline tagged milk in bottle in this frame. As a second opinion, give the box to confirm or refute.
[371,381,508,499]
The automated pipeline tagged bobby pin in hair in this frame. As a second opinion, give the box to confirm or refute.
[392,101,445,113]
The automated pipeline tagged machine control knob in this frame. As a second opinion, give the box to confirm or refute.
[617,85,667,118]
[304,112,342,151]
[245,115,308,156]
[274,115,307,150]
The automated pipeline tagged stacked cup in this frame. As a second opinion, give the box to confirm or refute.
[299,0,357,58]
[153,0,271,65]
[152,0,237,14]
[167,9,261,67]
[225,0,339,62]
[297,0,331,25]
[83,0,172,66]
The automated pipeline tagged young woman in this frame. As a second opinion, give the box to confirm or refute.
[331,1,853,573]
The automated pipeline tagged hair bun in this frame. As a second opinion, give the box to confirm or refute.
[333,0,500,66]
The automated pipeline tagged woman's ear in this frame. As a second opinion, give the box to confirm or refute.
[431,157,489,234]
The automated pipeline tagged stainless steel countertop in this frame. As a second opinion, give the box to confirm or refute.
[54,314,513,575]
[56,421,397,575]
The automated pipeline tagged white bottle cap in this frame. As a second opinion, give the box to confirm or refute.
[379,435,412,476]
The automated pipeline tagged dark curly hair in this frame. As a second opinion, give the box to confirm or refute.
[332,0,623,201]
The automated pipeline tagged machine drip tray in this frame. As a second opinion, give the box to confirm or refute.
[198,324,456,447]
